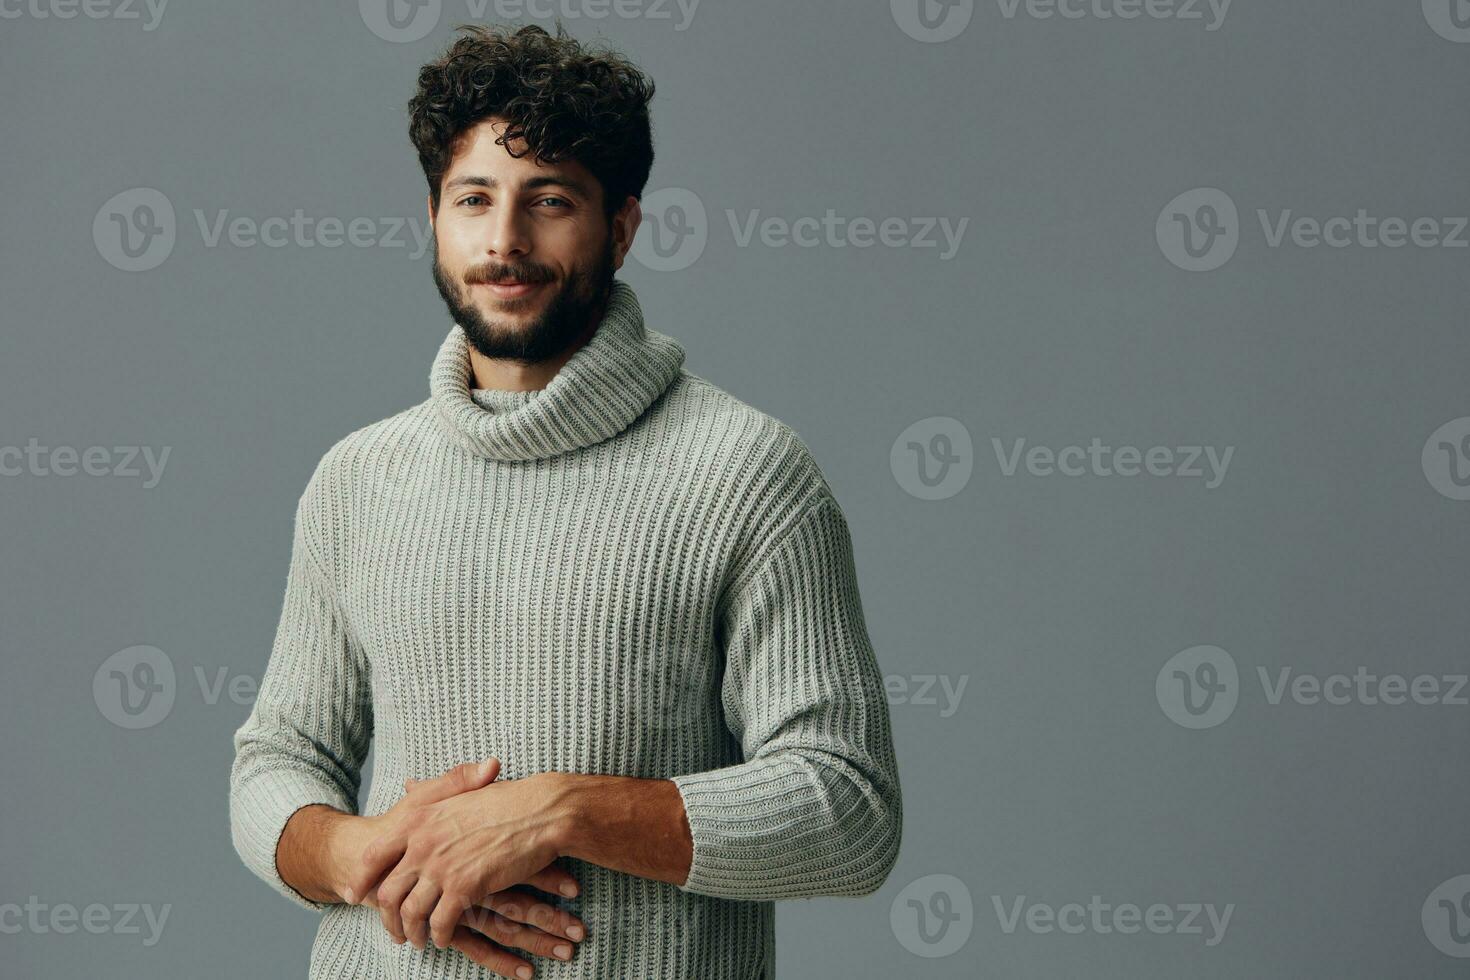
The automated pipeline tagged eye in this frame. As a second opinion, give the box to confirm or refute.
[458,194,489,208]
[535,197,570,209]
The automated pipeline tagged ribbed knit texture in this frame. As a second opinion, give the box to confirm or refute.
[228,279,902,979]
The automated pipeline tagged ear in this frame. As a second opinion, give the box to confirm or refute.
[426,193,436,232]
[611,195,641,272]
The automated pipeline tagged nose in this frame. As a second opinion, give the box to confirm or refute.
[484,202,531,261]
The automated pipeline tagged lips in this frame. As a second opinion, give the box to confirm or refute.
[474,279,546,299]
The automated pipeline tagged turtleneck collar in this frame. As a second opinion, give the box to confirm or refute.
[429,279,686,462]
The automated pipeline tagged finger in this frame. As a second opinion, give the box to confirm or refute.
[449,924,536,980]
[484,889,587,943]
[460,907,575,965]
[409,757,501,804]
[430,890,473,950]
[353,832,409,903]
[375,871,417,945]
[520,865,581,900]
[400,878,443,950]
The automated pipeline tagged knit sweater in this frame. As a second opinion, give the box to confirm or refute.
[228,279,903,980]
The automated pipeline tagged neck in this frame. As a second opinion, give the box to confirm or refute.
[429,278,686,462]
[469,295,608,392]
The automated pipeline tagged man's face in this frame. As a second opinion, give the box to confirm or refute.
[429,117,631,363]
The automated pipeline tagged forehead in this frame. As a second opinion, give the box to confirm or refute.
[444,117,594,187]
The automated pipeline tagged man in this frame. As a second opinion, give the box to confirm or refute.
[229,22,902,980]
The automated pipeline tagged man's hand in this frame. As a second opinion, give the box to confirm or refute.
[281,758,587,978]
[348,760,578,955]
[355,869,586,980]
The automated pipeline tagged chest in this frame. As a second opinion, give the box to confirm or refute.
[335,457,734,773]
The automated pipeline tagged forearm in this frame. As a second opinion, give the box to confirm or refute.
[670,749,901,900]
[229,490,373,910]
[545,773,692,887]
[276,804,368,905]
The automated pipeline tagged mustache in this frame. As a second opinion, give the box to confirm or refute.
[464,264,553,285]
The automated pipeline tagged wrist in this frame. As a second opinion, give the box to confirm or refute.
[529,773,692,886]
[320,809,373,902]
[538,771,588,860]
[277,804,364,905]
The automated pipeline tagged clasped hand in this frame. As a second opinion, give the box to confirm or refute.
[341,758,585,978]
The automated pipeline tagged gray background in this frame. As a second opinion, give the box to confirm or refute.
[3,0,1469,976]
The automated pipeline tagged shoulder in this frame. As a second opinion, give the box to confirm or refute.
[291,400,439,558]
[654,370,841,581]
[301,401,435,499]
[655,369,832,503]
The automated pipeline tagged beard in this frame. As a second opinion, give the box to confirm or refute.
[432,231,616,364]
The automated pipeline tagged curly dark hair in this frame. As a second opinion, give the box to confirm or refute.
[408,22,656,222]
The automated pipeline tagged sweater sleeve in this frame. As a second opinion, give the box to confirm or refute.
[228,480,372,912]
[670,492,903,900]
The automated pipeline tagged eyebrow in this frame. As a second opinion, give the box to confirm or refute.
[442,173,591,197]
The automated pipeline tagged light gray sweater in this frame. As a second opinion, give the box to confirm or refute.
[228,279,903,979]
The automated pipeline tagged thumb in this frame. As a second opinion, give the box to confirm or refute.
[408,757,501,803]
[470,756,501,786]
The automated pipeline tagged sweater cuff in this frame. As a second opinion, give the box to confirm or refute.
[671,759,826,900]
[231,767,355,912]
